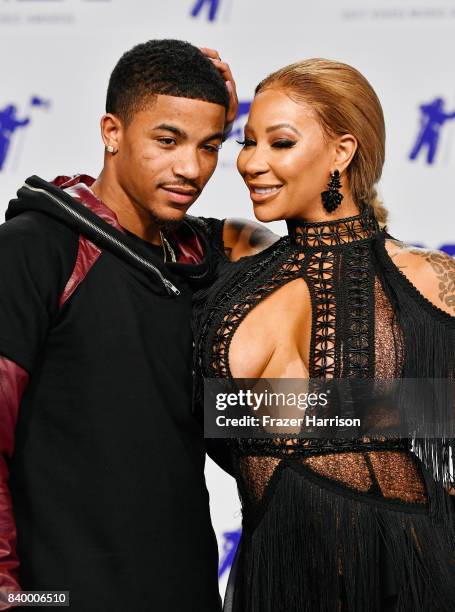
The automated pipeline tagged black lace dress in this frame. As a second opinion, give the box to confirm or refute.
[193,207,455,612]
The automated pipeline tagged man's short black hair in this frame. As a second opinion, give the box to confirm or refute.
[106,39,229,123]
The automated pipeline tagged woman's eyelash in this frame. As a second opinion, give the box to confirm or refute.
[236,139,297,148]
[272,139,296,148]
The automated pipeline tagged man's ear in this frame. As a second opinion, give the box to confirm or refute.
[100,113,122,153]
[333,133,358,173]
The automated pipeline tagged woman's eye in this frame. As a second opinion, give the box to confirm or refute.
[236,138,256,147]
[272,139,296,149]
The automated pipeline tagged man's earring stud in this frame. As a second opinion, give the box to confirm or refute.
[105,144,117,154]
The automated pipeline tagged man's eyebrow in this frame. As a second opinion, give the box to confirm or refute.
[265,123,302,136]
[153,124,187,138]
[152,125,223,142]
[203,131,224,142]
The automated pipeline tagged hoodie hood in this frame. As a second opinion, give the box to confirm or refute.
[7,175,214,297]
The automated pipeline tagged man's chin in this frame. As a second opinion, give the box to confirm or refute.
[148,208,187,232]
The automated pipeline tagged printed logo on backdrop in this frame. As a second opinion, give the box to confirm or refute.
[0,96,50,172]
[411,243,455,257]
[190,0,221,21]
[440,244,455,257]
[409,97,455,165]
[190,0,233,22]
[227,101,252,141]
[218,528,241,579]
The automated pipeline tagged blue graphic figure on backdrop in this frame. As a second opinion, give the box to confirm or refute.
[218,528,241,579]
[190,0,221,22]
[0,97,50,172]
[0,104,30,171]
[227,100,252,142]
[409,97,455,165]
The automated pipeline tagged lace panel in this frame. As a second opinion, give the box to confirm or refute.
[237,450,427,508]
[374,276,404,379]
[287,207,380,248]
[306,249,339,378]
[239,455,282,504]
[365,451,427,503]
[341,243,375,378]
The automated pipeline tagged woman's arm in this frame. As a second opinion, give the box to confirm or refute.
[384,239,455,317]
[222,218,280,262]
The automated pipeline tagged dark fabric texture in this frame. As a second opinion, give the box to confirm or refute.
[0,176,221,611]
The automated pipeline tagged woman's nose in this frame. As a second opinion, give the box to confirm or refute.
[241,147,270,176]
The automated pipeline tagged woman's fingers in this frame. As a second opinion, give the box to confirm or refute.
[199,46,222,61]
[199,48,239,128]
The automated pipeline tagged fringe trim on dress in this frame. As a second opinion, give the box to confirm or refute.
[227,463,455,612]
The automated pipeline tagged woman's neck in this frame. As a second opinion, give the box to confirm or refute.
[286,203,380,248]
[290,193,360,224]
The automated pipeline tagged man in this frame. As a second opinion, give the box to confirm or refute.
[0,39,272,611]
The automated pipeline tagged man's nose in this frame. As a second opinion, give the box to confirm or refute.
[172,147,201,181]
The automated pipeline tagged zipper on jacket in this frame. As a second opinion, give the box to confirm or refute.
[23,183,180,296]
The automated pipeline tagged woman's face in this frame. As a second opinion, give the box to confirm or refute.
[237,88,337,222]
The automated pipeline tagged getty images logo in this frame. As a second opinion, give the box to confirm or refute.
[0,96,51,172]
[409,96,455,165]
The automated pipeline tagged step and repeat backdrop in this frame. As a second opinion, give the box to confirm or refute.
[1,0,455,595]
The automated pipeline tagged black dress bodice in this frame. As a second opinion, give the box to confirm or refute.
[194,207,455,500]
[193,208,455,612]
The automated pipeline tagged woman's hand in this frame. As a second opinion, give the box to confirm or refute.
[199,47,239,137]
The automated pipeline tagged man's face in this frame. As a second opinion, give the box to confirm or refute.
[113,94,226,226]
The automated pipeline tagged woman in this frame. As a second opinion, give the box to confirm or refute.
[194,59,455,611]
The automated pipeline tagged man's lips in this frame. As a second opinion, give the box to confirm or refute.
[247,183,284,203]
[160,186,199,205]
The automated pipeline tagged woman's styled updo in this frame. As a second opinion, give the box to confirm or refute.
[255,58,388,225]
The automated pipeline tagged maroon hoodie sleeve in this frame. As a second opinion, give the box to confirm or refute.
[0,357,28,610]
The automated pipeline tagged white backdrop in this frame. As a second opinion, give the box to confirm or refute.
[1,0,455,596]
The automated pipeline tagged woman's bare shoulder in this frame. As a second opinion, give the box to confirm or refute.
[222,217,281,261]
[384,238,455,317]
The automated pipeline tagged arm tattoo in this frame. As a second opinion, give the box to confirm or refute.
[423,251,455,312]
[387,240,455,313]
[249,227,276,249]
[249,228,266,248]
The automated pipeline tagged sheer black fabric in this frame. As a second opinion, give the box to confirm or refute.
[194,207,455,611]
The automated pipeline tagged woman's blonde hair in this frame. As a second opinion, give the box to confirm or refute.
[255,58,388,225]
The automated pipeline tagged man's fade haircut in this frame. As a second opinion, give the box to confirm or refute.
[106,39,230,124]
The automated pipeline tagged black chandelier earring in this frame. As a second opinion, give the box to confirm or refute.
[321,169,343,213]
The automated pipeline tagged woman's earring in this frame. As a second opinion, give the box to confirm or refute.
[321,170,343,213]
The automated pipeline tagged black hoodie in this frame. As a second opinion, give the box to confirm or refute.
[0,175,221,611]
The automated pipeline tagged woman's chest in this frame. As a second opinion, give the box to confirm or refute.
[228,278,312,378]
